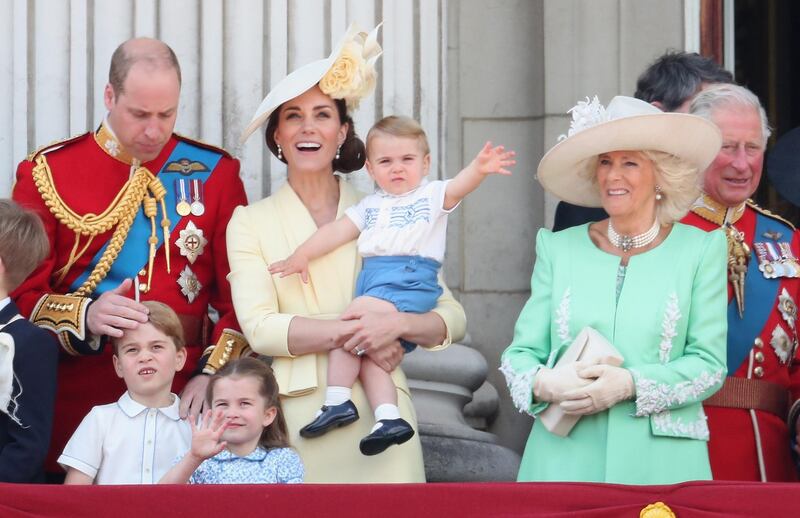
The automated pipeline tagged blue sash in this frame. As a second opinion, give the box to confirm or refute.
[69,141,222,295]
[725,212,789,373]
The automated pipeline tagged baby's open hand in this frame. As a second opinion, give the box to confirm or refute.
[474,141,516,176]
[268,254,310,283]
[189,409,229,461]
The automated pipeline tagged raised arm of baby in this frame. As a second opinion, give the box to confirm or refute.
[268,216,360,282]
[159,410,228,484]
[444,141,516,210]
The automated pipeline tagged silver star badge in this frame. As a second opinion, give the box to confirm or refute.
[177,265,202,303]
[778,288,797,330]
[175,221,208,264]
[770,325,792,364]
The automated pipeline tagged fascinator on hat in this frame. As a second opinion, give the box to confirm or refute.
[240,23,383,143]
[537,96,722,207]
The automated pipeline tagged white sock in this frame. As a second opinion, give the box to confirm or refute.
[314,386,352,417]
[371,404,401,431]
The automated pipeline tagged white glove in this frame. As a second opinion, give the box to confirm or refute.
[559,364,634,415]
[533,362,593,403]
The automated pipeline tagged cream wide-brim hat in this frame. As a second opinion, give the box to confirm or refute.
[537,96,722,207]
[240,23,382,143]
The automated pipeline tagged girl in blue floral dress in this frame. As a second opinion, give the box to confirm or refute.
[160,358,303,484]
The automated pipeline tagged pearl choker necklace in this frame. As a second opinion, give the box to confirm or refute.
[607,220,660,252]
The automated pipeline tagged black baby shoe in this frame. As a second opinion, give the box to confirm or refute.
[359,418,415,456]
[299,400,359,438]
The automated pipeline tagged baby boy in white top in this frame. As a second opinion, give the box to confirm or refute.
[59,301,191,484]
[270,115,515,455]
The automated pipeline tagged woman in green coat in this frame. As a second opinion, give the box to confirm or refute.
[501,96,728,484]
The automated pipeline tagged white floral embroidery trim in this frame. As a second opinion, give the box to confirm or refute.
[652,408,709,440]
[555,287,572,345]
[499,358,539,416]
[659,293,681,364]
[631,368,723,416]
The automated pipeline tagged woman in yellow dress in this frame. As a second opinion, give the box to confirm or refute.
[227,24,466,483]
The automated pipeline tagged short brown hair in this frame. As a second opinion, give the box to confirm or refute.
[0,199,49,292]
[366,116,430,158]
[112,300,185,354]
[207,357,291,450]
[109,38,181,96]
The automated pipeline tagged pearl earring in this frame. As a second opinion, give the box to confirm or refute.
[655,185,663,201]
[335,145,342,161]
[277,144,283,160]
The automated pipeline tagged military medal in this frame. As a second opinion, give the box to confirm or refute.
[177,265,202,303]
[754,242,784,278]
[190,178,205,216]
[175,221,207,264]
[175,179,191,216]
[778,242,800,277]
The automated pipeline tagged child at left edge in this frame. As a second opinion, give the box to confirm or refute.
[269,115,515,455]
[159,357,303,484]
[0,199,58,483]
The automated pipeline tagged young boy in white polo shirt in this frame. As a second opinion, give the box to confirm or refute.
[59,301,191,484]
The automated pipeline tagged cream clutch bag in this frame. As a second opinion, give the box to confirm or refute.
[538,326,624,437]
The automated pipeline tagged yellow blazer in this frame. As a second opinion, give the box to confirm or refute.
[227,179,466,483]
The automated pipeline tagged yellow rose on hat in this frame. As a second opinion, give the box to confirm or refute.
[240,23,383,143]
[320,34,380,111]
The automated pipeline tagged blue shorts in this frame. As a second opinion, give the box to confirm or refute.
[355,255,443,352]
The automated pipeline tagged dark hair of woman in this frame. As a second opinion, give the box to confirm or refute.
[206,357,291,450]
[265,96,366,173]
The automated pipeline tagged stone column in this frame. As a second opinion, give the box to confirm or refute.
[402,340,520,482]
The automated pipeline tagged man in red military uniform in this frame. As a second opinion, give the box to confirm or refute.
[12,38,249,472]
[683,83,800,481]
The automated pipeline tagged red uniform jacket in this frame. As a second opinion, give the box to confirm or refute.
[683,197,800,481]
[12,128,248,470]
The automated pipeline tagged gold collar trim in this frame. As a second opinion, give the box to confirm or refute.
[94,121,135,164]
[690,194,746,226]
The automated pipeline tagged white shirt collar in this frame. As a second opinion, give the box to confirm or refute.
[375,177,430,198]
[0,297,10,313]
[117,391,182,421]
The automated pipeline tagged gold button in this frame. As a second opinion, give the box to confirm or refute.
[139,269,147,277]
[754,351,764,362]
[754,337,764,348]
[139,283,149,293]
[754,366,764,378]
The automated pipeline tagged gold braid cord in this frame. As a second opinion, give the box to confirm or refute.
[31,154,168,297]
[724,223,750,318]
[31,154,168,353]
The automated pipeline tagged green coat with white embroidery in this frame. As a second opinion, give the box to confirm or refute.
[501,223,728,484]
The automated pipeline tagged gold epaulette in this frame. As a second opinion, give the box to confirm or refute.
[203,329,251,374]
[746,199,796,231]
[174,133,234,159]
[30,293,91,356]
[25,132,90,162]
